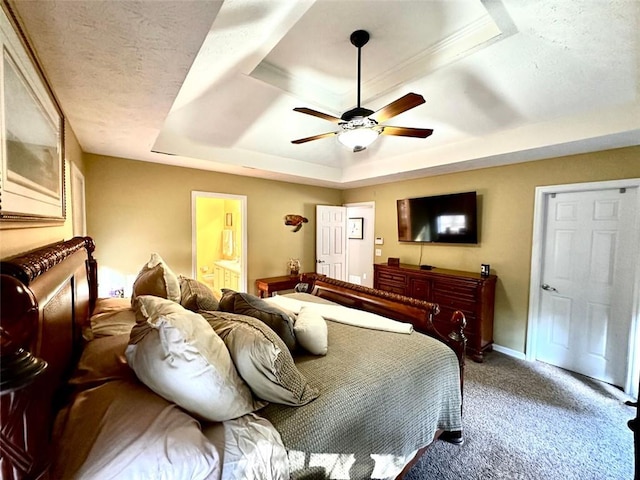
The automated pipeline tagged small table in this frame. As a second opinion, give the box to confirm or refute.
[255,273,312,298]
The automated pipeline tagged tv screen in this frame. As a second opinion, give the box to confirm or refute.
[397,191,478,244]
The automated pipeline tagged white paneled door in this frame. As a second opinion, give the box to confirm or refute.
[316,205,346,280]
[536,187,639,387]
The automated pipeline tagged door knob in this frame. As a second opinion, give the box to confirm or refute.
[317,259,325,263]
[541,283,558,292]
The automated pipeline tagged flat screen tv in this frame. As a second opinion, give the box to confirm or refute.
[397,191,478,244]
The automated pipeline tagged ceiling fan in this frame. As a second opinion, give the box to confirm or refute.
[291,29,433,152]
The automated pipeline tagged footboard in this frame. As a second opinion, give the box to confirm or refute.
[302,274,466,377]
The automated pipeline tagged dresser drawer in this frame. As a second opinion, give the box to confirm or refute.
[375,268,408,295]
[436,304,477,326]
[433,280,477,302]
[409,278,430,300]
[377,270,408,285]
[433,292,477,317]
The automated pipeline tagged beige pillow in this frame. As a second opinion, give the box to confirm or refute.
[126,296,264,421]
[52,380,221,480]
[179,275,219,311]
[92,297,134,314]
[90,299,136,338]
[294,306,328,355]
[201,310,319,406]
[70,334,137,389]
[130,253,180,305]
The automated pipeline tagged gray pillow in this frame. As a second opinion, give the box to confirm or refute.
[200,310,319,406]
[218,290,296,351]
[179,276,219,312]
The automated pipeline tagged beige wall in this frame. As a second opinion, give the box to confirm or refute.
[342,146,640,354]
[5,141,638,357]
[84,154,342,295]
[0,121,84,258]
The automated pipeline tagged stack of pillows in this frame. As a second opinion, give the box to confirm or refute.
[124,253,328,423]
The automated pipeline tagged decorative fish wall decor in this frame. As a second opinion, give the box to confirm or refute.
[284,214,308,232]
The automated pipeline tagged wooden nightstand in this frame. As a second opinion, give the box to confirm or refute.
[255,273,313,298]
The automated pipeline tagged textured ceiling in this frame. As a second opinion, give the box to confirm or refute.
[9,0,640,188]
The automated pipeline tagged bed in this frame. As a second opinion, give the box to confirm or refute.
[0,237,466,480]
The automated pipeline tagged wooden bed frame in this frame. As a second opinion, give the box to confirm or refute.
[302,273,467,370]
[0,237,465,479]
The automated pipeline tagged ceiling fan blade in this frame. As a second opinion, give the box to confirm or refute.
[381,126,434,138]
[293,107,342,123]
[291,131,338,144]
[370,93,426,123]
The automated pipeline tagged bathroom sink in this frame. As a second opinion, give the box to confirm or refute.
[214,260,241,273]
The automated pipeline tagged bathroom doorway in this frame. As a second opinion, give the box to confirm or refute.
[192,191,247,297]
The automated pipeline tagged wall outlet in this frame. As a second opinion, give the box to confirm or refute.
[375,249,382,257]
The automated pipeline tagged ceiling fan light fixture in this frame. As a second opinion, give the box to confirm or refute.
[337,127,380,152]
[337,116,381,152]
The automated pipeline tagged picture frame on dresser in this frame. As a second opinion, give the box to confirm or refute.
[0,2,65,224]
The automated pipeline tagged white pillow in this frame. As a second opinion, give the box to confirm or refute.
[202,413,290,480]
[294,306,328,355]
[126,296,264,421]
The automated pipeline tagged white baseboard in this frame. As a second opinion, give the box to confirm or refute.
[492,344,527,360]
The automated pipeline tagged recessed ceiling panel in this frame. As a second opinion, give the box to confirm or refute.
[251,0,500,113]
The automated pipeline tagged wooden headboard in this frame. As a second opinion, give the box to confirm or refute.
[0,237,97,480]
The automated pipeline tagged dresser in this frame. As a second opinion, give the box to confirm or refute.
[374,263,497,362]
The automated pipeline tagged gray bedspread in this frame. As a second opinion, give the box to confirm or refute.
[260,316,462,479]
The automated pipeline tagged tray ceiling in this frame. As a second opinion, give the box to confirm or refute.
[9,0,639,188]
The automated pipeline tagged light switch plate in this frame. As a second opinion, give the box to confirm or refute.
[375,248,382,256]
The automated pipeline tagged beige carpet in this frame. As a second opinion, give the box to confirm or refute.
[406,352,636,480]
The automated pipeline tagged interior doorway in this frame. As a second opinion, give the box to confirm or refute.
[192,191,247,297]
[345,202,375,288]
[526,178,640,397]
[315,202,375,288]
[316,205,347,280]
